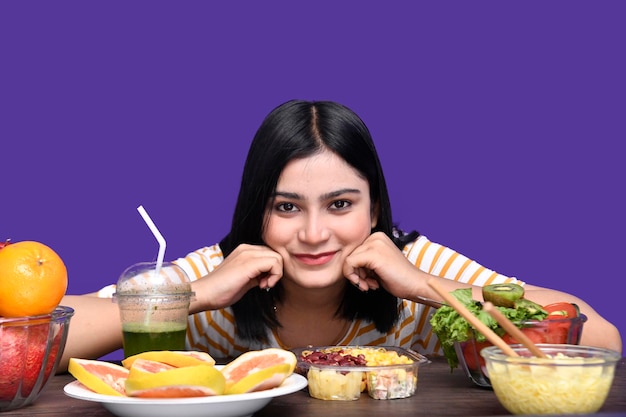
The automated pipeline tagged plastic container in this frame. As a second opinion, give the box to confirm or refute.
[293,345,429,400]
[113,261,194,357]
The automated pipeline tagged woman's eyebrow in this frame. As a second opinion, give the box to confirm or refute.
[322,188,361,200]
[273,188,361,202]
[273,191,302,200]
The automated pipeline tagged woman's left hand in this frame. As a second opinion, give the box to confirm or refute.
[343,232,424,298]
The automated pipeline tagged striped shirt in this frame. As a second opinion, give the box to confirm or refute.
[171,235,524,360]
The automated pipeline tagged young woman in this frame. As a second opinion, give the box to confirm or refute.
[59,100,621,371]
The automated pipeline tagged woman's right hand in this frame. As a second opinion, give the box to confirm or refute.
[189,244,283,313]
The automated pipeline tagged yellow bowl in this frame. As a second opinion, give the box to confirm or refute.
[481,344,620,415]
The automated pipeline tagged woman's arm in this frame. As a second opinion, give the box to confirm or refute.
[57,294,123,373]
[344,232,623,354]
[520,284,622,353]
[57,243,283,373]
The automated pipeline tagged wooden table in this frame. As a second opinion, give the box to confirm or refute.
[3,356,625,416]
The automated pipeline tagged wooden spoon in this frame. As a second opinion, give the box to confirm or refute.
[482,301,548,358]
[427,279,518,357]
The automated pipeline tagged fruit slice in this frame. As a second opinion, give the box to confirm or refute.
[125,364,225,398]
[68,358,129,396]
[220,348,297,395]
[122,350,216,369]
[543,302,579,319]
[513,298,546,316]
[225,363,292,394]
[127,358,176,374]
[482,283,524,308]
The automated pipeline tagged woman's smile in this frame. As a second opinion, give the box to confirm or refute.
[293,251,337,266]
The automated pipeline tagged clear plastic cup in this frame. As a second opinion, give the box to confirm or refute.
[113,261,194,358]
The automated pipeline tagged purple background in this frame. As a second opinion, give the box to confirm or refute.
[2,2,624,341]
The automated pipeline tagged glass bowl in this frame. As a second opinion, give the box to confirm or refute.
[293,345,429,400]
[455,313,586,387]
[0,306,74,411]
[481,344,620,415]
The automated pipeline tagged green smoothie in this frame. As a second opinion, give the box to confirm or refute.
[122,321,187,358]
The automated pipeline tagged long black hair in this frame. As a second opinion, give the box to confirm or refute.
[219,100,419,343]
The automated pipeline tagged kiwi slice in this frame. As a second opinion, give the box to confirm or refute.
[513,298,546,316]
[482,283,525,308]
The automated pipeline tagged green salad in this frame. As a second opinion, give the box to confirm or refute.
[429,287,548,370]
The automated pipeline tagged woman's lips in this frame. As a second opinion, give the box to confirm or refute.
[294,252,336,266]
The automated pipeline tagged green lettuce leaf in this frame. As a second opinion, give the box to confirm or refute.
[429,287,547,370]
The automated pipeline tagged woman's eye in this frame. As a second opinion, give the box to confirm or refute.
[330,200,351,210]
[276,202,297,212]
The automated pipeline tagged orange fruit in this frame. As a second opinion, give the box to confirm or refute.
[0,241,68,317]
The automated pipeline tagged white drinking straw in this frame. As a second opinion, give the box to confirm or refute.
[137,205,166,276]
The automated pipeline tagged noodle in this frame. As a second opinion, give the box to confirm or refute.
[487,358,615,414]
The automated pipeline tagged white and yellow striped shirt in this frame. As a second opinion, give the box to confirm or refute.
[169,235,523,360]
[99,235,522,359]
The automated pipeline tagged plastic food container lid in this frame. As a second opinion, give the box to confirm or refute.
[113,261,194,298]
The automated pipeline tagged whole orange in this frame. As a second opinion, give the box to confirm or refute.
[0,241,68,317]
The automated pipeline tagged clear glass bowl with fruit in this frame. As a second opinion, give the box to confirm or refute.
[0,306,74,411]
[430,283,587,388]
[455,312,587,387]
[293,345,429,400]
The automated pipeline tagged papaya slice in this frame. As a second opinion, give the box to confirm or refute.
[68,358,129,396]
[121,350,216,369]
[220,348,297,395]
[125,363,225,398]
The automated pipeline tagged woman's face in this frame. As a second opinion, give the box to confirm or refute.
[263,150,377,289]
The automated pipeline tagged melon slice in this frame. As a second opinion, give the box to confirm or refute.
[220,348,297,394]
[68,358,129,396]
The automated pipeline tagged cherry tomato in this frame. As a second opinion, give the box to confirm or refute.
[543,302,579,319]
[542,302,582,344]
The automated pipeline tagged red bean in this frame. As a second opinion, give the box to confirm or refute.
[301,350,368,367]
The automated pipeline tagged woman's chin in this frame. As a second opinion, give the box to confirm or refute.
[286,274,347,290]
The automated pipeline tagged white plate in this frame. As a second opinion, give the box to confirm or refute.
[64,372,307,417]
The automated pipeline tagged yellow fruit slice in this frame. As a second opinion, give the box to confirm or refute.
[127,358,175,374]
[68,358,129,396]
[125,364,225,398]
[225,363,292,394]
[220,348,297,394]
[122,350,216,369]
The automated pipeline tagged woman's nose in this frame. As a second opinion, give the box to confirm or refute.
[298,213,330,244]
